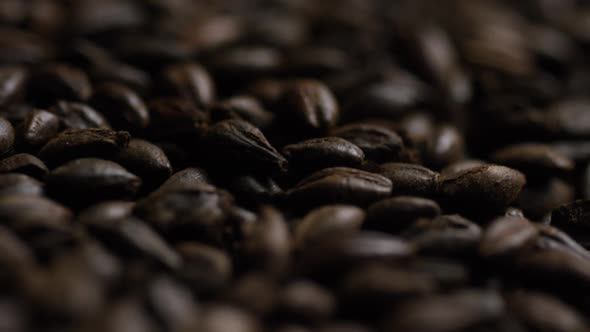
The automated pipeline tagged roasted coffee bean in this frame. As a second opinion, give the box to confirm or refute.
[342,72,429,121]
[27,63,92,105]
[365,196,441,233]
[90,83,149,132]
[197,305,261,332]
[340,264,436,312]
[551,200,590,246]
[294,205,365,248]
[242,207,290,275]
[552,141,590,165]
[518,178,575,220]
[507,292,589,332]
[210,95,274,129]
[378,162,439,197]
[440,159,486,178]
[406,214,482,257]
[46,158,141,206]
[438,164,526,215]
[534,224,590,261]
[146,276,199,331]
[246,79,285,107]
[135,183,232,244]
[384,290,505,332]
[87,217,181,270]
[207,46,283,80]
[0,153,47,179]
[176,242,232,294]
[156,168,210,193]
[492,143,574,179]
[160,63,215,107]
[301,231,414,276]
[0,194,71,233]
[83,297,156,332]
[288,167,392,208]
[283,137,364,170]
[0,173,42,196]
[274,280,336,322]
[279,80,339,131]
[50,101,110,130]
[0,66,26,107]
[228,175,282,205]
[115,138,172,190]
[18,109,59,147]
[479,216,538,259]
[77,201,135,225]
[0,117,14,156]
[410,258,471,289]
[0,27,53,65]
[204,119,287,173]
[38,128,130,166]
[515,245,590,292]
[331,124,405,162]
[426,125,465,170]
[227,273,279,315]
[546,99,590,139]
[147,97,207,141]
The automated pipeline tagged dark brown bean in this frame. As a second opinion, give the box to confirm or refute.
[301,231,414,275]
[518,178,575,220]
[280,79,339,131]
[87,217,181,270]
[331,124,404,162]
[160,62,216,107]
[365,196,441,234]
[204,119,287,173]
[19,109,59,146]
[426,125,464,170]
[294,205,365,248]
[274,281,336,322]
[0,173,42,196]
[340,264,436,311]
[242,207,290,276]
[46,158,141,205]
[38,128,130,166]
[342,72,429,121]
[0,153,47,179]
[438,163,526,215]
[115,138,172,189]
[508,292,589,332]
[385,290,504,332]
[0,66,26,107]
[176,242,232,294]
[0,194,71,233]
[197,305,261,332]
[90,83,149,132]
[156,168,210,193]
[283,137,364,170]
[0,117,14,156]
[378,162,439,197]
[406,214,482,257]
[288,167,392,207]
[135,183,232,244]
[77,201,135,225]
[51,101,110,130]
[210,95,274,129]
[147,97,207,141]
[27,63,92,105]
[479,216,538,258]
[492,143,574,178]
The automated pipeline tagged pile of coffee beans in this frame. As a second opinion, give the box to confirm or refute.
[3,0,590,331]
